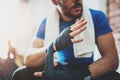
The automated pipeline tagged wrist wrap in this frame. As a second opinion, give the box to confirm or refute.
[53,27,73,51]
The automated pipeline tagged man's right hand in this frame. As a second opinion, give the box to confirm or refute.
[53,18,87,51]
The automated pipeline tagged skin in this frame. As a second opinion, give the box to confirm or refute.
[25,0,119,79]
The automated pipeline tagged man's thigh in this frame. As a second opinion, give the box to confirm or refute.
[12,66,40,80]
[92,71,120,80]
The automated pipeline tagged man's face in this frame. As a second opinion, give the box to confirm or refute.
[58,0,83,19]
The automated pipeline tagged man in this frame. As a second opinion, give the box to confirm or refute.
[12,0,120,80]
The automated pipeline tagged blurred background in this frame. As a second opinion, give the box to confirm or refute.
[0,0,120,80]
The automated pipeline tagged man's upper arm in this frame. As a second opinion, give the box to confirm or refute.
[31,37,44,48]
[96,32,118,57]
[26,37,44,56]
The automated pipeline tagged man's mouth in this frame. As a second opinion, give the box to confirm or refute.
[72,3,82,9]
[72,5,81,13]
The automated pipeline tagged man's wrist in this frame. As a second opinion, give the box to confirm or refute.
[53,27,73,51]
[84,67,92,80]
[84,75,91,80]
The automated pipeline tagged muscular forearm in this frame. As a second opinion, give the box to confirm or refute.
[89,32,120,79]
[89,55,119,79]
[24,47,46,68]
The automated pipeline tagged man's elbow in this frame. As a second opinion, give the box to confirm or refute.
[112,57,119,71]
[115,59,119,70]
[24,55,34,68]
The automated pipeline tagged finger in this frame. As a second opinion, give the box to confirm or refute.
[71,38,84,43]
[53,61,58,67]
[70,19,87,31]
[34,72,42,77]
[70,25,87,37]
[75,18,84,24]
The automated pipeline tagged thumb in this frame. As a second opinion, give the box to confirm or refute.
[34,72,42,77]
[53,61,58,67]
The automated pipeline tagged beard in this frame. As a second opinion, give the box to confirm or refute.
[63,2,83,19]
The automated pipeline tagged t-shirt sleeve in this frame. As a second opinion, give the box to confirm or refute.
[93,10,113,37]
[36,18,46,40]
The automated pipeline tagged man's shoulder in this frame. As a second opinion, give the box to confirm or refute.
[41,17,47,24]
[89,9,105,14]
[89,9,106,18]
[89,9,108,24]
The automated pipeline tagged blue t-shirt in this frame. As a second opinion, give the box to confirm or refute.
[36,9,112,64]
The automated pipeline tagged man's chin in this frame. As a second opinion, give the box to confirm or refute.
[65,13,82,19]
[71,14,81,19]
[72,12,82,17]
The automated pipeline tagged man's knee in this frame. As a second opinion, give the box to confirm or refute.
[12,66,26,80]
[92,71,120,80]
[12,66,35,80]
[105,71,120,80]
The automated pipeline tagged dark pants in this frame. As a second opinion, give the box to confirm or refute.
[0,73,5,80]
[11,65,120,80]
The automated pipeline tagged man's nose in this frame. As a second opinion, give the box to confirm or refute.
[73,0,79,2]
[73,0,79,3]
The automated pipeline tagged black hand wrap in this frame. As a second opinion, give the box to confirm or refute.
[53,27,73,51]
[41,27,74,80]
[41,42,92,80]
[42,42,75,80]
